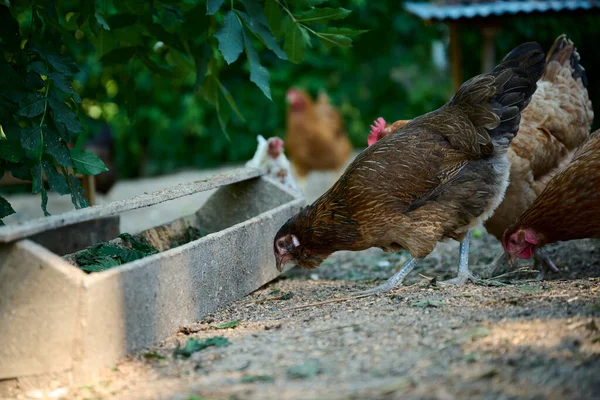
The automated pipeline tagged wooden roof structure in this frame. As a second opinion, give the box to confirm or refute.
[404,1,600,89]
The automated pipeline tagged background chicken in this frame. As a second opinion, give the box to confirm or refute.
[246,135,300,195]
[285,88,353,190]
[504,129,600,262]
[368,35,594,277]
[275,42,546,294]
[485,34,594,275]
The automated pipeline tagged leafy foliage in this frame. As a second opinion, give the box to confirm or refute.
[74,233,159,273]
[0,3,109,222]
[214,319,240,329]
[1,0,360,219]
[173,336,232,358]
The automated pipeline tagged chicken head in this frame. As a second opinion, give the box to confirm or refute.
[502,228,538,261]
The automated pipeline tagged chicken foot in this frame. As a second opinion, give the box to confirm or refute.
[439,232,479,286]
[352,257,423,295]
[532,248,559,280]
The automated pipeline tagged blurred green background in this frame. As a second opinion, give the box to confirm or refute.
[9,0,600,180]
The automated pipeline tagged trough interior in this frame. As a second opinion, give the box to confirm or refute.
[57,177,294,270]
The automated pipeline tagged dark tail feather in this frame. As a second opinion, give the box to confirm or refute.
[545,34,587,88]
[447,42,545,156]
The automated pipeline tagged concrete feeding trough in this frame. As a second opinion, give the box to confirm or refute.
[0,168,303,388]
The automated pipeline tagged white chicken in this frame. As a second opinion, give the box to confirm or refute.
[246,135,301,195]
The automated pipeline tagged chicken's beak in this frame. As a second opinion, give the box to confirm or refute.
[276,256,284,272]
[507,253,517,266]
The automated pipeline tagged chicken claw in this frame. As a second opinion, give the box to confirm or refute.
[439,232,478,286]
[352,257,422,295]
[533,248,559,280]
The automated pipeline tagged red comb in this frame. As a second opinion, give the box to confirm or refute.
[368,117,386,146]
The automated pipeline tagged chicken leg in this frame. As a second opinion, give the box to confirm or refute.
[352,257,423,295]
[439,231,478,286]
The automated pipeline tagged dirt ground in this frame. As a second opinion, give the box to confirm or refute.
[7,233,599,400]
[2,162,600,400]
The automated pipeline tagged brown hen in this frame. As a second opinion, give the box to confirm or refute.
[504,129,600,261]
[369,35,594,278]
[285,89,352,190]
[274,42,546,293]
[485,35,594,276]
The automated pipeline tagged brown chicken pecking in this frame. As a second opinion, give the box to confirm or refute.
[368,35,594,278]
[274,42,546,293]
[486,34,594,276]
[503,129,600,262]
[285,89,353,190]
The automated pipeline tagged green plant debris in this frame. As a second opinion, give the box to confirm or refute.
[174,336,231,359]
[110,366,119,372]
[214,320,240,329]
[463,327,492,341]
[279,291,294,300]
[471,228,483,239]
[170,226,208,249]
[412,299,445,308]
[186,396,207,400]
[463,352,481,363]
[592,336,600,343]
[143,352,166,361]
[287,359,322,380]
[517,284,544,293]
[269,289,281,295]
[240,374,274,383]
[74,233,159,273]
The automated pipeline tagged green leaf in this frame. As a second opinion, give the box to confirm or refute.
[31,46,79,76]
[24,72,45,91]
[49,73,81,103]
[320,27,368,36]
[41,188,50,216]
[30,162,43,194]
[95,11,111,30]
[290,0,328,7]
[99,47,138,64]
[143,352,165,360]
[237,11,287,60]
[49,99,83,137]
[299,26,312,48]
[214,11,244,64]
[193,44,211,91]
[69,175,89,209]
[214,320,240,329]
[243,30,271,100]
[239,0,269,28]
[27,61,48,76]
[283,19,305,64]
[44,129,73,167]
[0,195,15,223]
[316,33,351,48]
[43,160,70,195]
[146,23,185,53]
[207,0,226,15]
[70,148,109,175]
[215,78,244,122]
[295,7,351,23]
[21,127,43,152]
[0,140,25,162]
[215,94,230,140]
[173,336,231,359]
[0,5,21,51]
[18,93,46,118]
[264,0,282,38]
[202,75,218,106]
